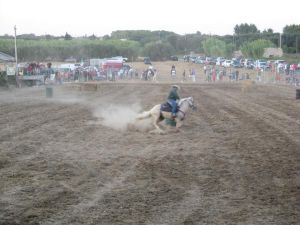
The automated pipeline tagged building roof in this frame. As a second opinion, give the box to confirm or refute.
[0,52,15,62]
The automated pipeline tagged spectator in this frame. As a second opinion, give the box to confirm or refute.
[191,68,196,82]
[182,69,186,82]
[171,65,176,79]
[212,66,216,82]
[236,70,239,81]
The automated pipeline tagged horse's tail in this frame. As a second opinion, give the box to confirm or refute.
[136,110,151,120]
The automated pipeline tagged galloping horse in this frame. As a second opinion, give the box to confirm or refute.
[136,97,196,134]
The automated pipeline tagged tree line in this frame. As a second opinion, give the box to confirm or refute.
[0,24,299,62]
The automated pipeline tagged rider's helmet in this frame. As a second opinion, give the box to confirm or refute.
[172,85,180,90]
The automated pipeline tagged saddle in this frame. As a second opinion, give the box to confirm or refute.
[160,102,179,113]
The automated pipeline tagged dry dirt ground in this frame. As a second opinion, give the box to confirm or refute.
[0,81,299,225]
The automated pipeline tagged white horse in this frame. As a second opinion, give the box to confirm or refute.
[136,97,196,134]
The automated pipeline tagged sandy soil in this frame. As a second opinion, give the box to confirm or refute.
[0,81,299,225]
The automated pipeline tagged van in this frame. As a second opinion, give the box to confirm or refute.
[102,60,123,71]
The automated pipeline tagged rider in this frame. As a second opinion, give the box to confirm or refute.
[167,85,180,118]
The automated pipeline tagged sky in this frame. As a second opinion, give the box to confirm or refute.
[0,0,299,37]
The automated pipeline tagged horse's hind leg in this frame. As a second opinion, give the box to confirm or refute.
[150,116,165,134]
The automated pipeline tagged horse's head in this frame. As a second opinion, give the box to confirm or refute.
[179,97,197,111]
[187,97,197,111]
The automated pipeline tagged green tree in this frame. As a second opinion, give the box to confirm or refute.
[64,32,72,40]
[143,42,174,61]
[0,38,140,61]
[262,28,274,34]
[241,39,275,58]
[234,23,260,35]
[283,24,300,34]
[167,34,179,51]
[102,35,110,40]
[202,37,227,56]
[89,34,96,40]
[233,23,261,48]
[282,24,300,53]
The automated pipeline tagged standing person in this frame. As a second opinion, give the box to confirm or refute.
[74,69,79,81]
[152,69,158,82]
[216,66,220,81]
[182,69,186,82]
[191,68,196,82]
[206,66,211,82]
[256,68,262,82]
[171,64,176,79]
[222,67,227,80]
[236,70,239,81]
[204,68,208,81]
[212,66,216,82]
[167,85,180,118]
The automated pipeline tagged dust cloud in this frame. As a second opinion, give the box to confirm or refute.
[0,86,154,132]
[92,104,152,132]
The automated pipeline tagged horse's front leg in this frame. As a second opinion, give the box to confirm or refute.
[174,119,183,132]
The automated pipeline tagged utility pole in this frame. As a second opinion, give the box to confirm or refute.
[296,35,298,54]
[232,34,235,52]
[184,34,187,55]
[14,25,18,87]
[279,33,282,48]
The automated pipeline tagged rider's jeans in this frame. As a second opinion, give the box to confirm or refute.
[168,99,177,115]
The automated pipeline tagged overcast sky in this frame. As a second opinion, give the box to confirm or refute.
[0,0,299,37]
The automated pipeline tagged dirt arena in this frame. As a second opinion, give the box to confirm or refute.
[0,81,299,225]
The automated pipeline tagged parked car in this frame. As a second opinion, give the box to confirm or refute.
[170,55,178,61]
[245,61,254,69]
[274,60,286,65]
[195,56,206,64]
[144,57,152,65]
[205,57,216,65]
[189,56,197,63]
[256,61,269,70]
[216,57,225,66]
[223,60,232,67]
[232,60,243,68]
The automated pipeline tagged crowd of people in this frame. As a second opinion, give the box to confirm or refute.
[9,59,300,87]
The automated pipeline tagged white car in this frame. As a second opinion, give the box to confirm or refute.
[223,60,232,67]
[216,57,225,66]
